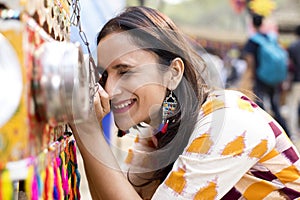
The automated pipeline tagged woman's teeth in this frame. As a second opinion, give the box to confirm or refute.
[114,100,133,109]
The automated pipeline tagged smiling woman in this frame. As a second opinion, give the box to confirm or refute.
[97,34,176,130]
[70,6,300,200]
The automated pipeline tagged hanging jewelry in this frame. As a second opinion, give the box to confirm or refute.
[159,90,178,134]
[70,0,100,112]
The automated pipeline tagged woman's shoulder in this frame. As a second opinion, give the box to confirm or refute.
[208,89,250,98]
[200,89,257,115]
[189,89,277,155]
[196,89,275,137]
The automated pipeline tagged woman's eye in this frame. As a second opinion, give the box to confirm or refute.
[119,70,131,75]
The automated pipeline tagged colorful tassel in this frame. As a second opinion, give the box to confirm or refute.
[0,132,80,200]
[25,165,34,200]
[44,165,54,200]
[53,163,58,200]
[0,170,13,200]
[54,157,64,200]
[68,141,81,200]
[59,152,69,197]
[75,169,81,200]
[37,169,44,199]
[32,169,39,200]
[160,120,169,134]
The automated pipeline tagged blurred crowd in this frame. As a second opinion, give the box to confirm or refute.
[196,22,300,142]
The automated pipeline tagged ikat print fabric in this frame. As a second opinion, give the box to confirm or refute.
[127,90,300,200]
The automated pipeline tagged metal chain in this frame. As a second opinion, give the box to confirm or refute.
[69,0,99,111]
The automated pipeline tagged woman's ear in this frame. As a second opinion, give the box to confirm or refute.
[167,57,184,90]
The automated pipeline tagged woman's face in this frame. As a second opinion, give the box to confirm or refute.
[97,32,169,131]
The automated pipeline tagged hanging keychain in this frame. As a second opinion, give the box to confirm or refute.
[70,0,100,113]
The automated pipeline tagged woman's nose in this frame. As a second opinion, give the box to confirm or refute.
[104,76,121,99]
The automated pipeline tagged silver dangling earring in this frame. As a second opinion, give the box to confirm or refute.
[159,90,178,134]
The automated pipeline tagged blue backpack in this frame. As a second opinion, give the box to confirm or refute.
[251,33,288,86]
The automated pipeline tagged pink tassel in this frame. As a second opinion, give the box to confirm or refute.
[61,156,69,196]
[32,171,38,200]
[54,157,63,200]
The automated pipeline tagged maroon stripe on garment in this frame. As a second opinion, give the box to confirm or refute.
[279,187,300,199]
[283,147,300,164]
[221,187,242,200]
[250,170,278,182]
[240,96,258,108]
[268,121,282,137]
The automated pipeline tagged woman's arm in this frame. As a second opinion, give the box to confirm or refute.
[71,118,142,200]
[70,88,142,200]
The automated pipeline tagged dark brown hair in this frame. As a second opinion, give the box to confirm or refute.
[252,13,264,29]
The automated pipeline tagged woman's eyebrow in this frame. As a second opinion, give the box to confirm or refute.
[97,63,135,73]
[111,64,134,70]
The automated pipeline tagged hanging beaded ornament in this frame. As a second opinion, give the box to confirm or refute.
[159,91,178,134]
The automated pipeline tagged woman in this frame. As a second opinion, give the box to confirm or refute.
[72,6,300,199]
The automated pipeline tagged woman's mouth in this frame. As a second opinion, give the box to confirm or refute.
[112,99,136,113]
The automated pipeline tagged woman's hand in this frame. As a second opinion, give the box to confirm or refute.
[93,83,110,124]
[69,84,110,132]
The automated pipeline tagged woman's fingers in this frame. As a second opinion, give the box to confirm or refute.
[93,84,110,121]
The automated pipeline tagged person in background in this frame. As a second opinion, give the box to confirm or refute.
[241,14,291,137]
[287,25,300,140]
[71,6,300,199]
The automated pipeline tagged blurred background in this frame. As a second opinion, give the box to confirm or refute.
[127,0,300,44]
[73,0,300,53]
[72,0,300,89]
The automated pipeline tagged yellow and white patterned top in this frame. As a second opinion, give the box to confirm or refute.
[127,90,300,199]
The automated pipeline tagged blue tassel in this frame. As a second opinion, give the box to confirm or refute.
[158,120,169,134]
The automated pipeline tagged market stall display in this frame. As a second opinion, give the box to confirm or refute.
[0,0,91,198]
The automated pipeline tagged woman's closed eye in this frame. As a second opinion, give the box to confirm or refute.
[119,69,132,75]
[115,64,135,76]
